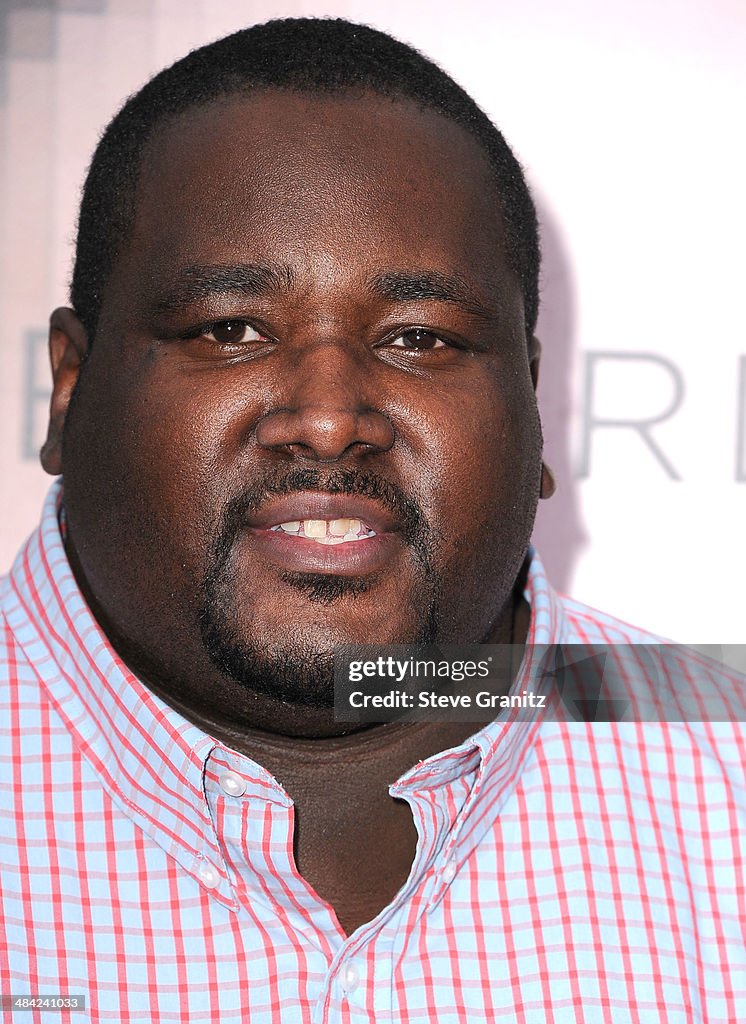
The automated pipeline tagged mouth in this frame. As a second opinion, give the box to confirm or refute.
[268,517,376,545]
[243,491,403,576]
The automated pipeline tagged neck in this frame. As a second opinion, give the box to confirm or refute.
[142,586,530,780]
[135,587,530,935]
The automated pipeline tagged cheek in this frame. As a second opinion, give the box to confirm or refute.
[394,373,541,545]
[67,355,242,579]
[126,384,244,554]
[387,372,541,642]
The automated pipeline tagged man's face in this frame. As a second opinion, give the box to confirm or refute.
[55,90,543,730]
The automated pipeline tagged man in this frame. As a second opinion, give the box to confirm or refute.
[1,17,743,1023]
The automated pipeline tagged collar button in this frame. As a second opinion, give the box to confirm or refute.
[442,856,458,883]
[219,770,247,797]
[340,960,361,994]
[198,860,220,889]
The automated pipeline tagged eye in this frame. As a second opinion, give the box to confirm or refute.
[386,328,446,350]
[201,320,268,345]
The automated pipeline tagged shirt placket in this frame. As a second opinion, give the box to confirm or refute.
[202,746,480,1022]
[308,796,450,1022]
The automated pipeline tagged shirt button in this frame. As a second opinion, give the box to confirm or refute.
[442,856,458,883]
[219,770,247,797]
[340,960,360,994]
[198,860,220,889]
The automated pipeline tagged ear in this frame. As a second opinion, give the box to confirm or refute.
[40,307,90,476]
[529,335,557,500]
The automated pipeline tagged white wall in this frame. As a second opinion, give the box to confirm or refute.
[1,0,743,642]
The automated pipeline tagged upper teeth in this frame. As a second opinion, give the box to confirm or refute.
[270,518,376,543]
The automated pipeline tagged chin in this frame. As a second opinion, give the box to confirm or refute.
[198,575,439,710]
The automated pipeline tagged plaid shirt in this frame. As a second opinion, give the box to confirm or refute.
[1,481,744,1023]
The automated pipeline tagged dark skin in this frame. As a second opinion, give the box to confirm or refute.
[41,90,554,935]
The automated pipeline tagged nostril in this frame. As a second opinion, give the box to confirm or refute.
[255,405,394,460]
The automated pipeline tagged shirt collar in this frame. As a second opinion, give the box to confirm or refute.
[390,542,571,861]
[7,480,570,906]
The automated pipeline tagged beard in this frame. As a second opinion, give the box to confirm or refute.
[197,466,440,709]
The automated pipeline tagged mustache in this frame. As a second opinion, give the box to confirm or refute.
[208,466,432,572]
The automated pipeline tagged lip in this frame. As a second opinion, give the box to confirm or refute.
[243,490,403,576]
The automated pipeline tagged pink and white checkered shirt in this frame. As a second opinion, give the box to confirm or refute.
[1,481,745,1023]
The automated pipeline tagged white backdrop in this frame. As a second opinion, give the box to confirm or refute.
[1,0,744,643]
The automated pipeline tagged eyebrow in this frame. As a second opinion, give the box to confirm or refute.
[369,270,501,323]
[148,262,501,323]
[149,262,295,317]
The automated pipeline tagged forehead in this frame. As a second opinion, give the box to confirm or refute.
[116,89,517,314]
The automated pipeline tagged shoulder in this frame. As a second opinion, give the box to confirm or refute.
[557,591,670,645]
[535,581,746,783]
[524,549,670,646]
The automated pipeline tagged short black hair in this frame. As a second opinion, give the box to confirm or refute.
[71,17,540,339]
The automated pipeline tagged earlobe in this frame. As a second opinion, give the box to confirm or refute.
[40,307,90,476]
[540,462,556,500]
[528,334,542,391]
[529,336,556,500]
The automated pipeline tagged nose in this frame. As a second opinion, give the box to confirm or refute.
[255,340,395,461]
